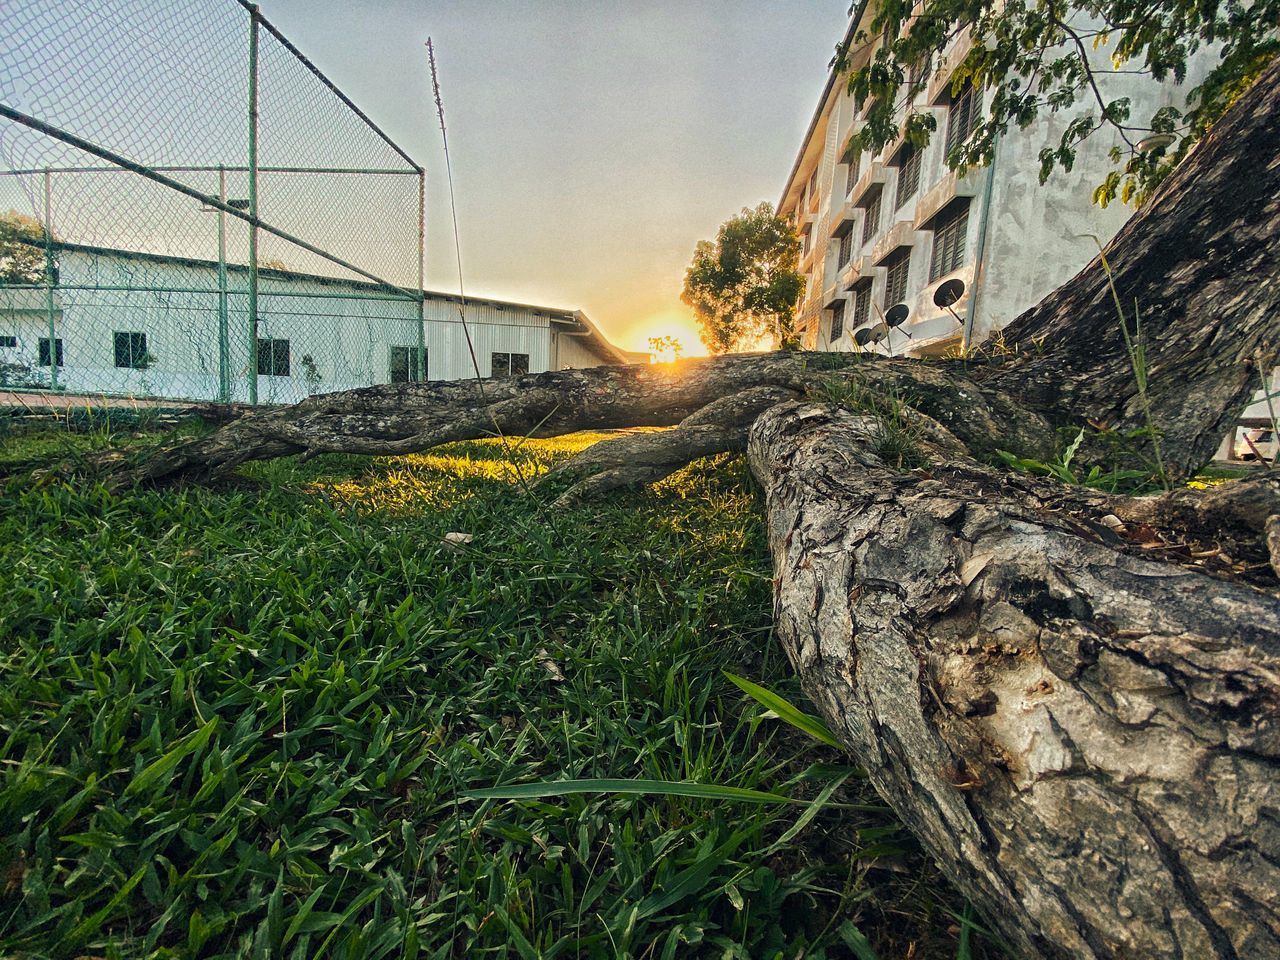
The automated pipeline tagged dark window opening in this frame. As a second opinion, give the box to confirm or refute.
[845,158,858,197]
[837,225,854,269]
[491,352,529,378]
[257,338,290,377]
[39,337,63,367]
[929,201,970,283]
[860,187,883,245]
[0,335,16,348]
[390,345,426,383]
[829,300,846,341]
[113,331,149,369]
[946,84,978,159]
[883,249,911,307]
[894,144,922,209]
[851,281,872,329]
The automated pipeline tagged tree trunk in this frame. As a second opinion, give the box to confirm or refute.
[99,53,1280,960]
[748,401,1280,959]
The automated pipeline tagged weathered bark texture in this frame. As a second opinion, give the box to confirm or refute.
[985,54,1280,479]
[121,354,1055,489]
[749,401,1280,960]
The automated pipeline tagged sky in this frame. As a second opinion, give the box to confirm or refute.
[254,1,853,356]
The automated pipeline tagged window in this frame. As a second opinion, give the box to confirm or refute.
[491,352,529,377]
[883,248,911,307]
[946,84,978,159]
[909,56,932,94]
[39,337,63,366]
[800,227,811,257]
[829,300,846,341]
[851,280,872,329]
[929,201,970,282]
[257,338,290,377]
[390,345,426,383]
[0,335,16,348]
[846,155,860,197]
[113,331,149,369]
[894,144,922,209]
[860,187,883,245]
[807,171,818,207]
[837,224,854,269]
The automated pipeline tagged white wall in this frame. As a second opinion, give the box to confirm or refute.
[2,248,609,403]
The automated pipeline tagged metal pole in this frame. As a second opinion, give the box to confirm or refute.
[247,3,260,404]
[416,170,426,381]
[42,168,58,391]
[217,165,230,400]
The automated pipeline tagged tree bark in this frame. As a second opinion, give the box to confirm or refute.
[748,401,1279,960]
[97,51,1280,960]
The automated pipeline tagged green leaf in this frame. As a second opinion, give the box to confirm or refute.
[723,672,843,749]
[461,778,793,805]
[839,920,882,960]
[126,717,219,797]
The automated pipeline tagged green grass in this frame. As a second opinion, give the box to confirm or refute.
[0,426,998,959]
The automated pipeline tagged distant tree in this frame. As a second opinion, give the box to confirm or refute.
[0,210,55,285]
[647,335,683,364]
[838,0,1280,205]
[681,202,806,355]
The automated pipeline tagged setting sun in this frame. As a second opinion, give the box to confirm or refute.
[618,310,709,360]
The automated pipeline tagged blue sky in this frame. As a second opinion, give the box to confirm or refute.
[256,1,852,353]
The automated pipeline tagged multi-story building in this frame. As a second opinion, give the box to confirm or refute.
[780,7,1204,357]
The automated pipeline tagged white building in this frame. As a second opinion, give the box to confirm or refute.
[779,8,1205,358]
[0,241,633,404]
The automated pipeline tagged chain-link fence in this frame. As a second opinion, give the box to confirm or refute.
[0,0,426,404]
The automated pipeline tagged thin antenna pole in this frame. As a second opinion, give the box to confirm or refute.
[426,40,550,513]
[426,39,483,384]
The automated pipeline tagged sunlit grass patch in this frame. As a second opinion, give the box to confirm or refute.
[0,423,1000,960]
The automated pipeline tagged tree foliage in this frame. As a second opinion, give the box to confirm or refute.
[681,202,806,355]
[839,0,1280,205]
[0,210,54,285]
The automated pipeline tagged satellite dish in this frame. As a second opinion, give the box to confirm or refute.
[933,278,965,308]
[885,303,910,327]
[853,327,873,347]
[868,323,890,343]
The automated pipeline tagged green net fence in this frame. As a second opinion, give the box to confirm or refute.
[0,0,425,404]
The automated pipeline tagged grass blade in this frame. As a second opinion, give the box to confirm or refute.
[723,672,843,749]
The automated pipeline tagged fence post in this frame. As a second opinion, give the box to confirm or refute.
[217,165,231,401]
[247,3,260,404]
[42,168,59,391]
[416,169,426,381]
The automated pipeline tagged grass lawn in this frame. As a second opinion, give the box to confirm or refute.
[0,420,999,959]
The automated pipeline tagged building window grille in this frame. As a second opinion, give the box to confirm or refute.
[851,280,872,329]
[946,84,978,158]
[38,337,63,367]
[894,144,922,209]
[0,335,17,348]
[860,187,882,245]
[846,157,859,196]
[491,352,529,377]
[807,171,818,207]
[829,300,846,341]
[390,345,426,383]
[837,226,854,268]
[883,248,911,307]
[929,201,970,282]
[257,338,290,377]
[113,331,149,369]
